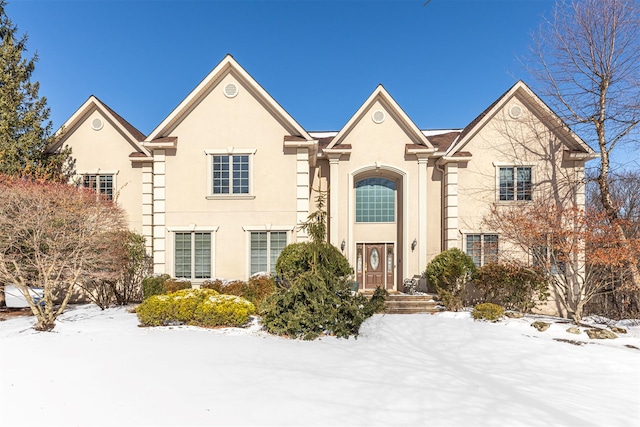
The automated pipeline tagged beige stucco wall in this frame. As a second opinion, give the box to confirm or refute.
[327,99,438,289]
[456,94,583,251]
[62,108,143,233]
[159,74,303,281]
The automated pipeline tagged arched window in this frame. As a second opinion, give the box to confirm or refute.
[355,177,395,222]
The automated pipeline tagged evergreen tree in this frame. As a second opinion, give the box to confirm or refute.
[0,1,70,181]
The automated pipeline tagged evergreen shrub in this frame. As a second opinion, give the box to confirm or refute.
[142,274,170,300]
[193,294,256,327]
[474,263,549,313]
[261,270,386,340]
[473,302,505,322]
[424,248,476,311]
[136,288,255,328]
[164,278,192,294]
[262,187,386,340]
[275,242,352,284]
[201,276,277,310]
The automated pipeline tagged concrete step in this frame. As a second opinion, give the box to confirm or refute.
[380,293,442,314]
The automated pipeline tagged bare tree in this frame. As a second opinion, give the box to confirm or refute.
[526,0,640,288]
[485,201,637,323]
[77,230,151,309]
[585,170,640,317]
[0,175,128,330]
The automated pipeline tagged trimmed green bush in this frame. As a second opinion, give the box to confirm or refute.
[474,263,549,313]
[193,294,256,327]
[424,248,476,311]
[473,303,505,322]
[135,294,174,326]
[275,241,352,284]
[136,288,255,328]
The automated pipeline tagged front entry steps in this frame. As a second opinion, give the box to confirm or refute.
[363,292,442,314]
[384,293,442,314]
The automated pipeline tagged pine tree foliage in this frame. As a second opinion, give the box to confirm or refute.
[0,1,70,181]
[262,184,387,340]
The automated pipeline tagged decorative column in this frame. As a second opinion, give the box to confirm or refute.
[296,148,310,241]
[328,154,341,247]
[141,161,154,255]
[152,149,166,274]
[444,162,459,250]
[417,155,429,271]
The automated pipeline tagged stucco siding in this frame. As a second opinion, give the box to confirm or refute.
[62,109,143,233]
[160,74,300,280]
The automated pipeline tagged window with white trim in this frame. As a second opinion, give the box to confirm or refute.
[499,166,532,201]
[206,148,255,198]
[174,232,212,279]
[250,231,287,275]
[82,174,114,201]
[212,154,249,194]
[466,234,498,267]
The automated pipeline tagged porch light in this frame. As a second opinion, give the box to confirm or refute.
[411,238,417,251]
[341,239,346,252]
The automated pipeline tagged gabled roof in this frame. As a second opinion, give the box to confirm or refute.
[446,80,596,158]
[326,85,434,150]
[145,54,314,144]
[51,96,149,158]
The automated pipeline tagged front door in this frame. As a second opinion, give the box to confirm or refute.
[356,243,394,290]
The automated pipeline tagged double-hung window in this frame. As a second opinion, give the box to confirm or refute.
[499,166,532,201]
[82,173,114,201]
[250,231,287,275]
[174,232,213,279]
[466,234,499,267]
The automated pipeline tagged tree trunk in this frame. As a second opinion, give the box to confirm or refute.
[597,151,640,290]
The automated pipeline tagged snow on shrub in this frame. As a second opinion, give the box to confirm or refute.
[136,288,255,328]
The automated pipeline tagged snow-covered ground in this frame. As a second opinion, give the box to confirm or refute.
[1,305,639,427]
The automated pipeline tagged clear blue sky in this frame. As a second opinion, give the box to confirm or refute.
[8,0,555,135]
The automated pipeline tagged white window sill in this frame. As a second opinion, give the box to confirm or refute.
[206,195,255,200]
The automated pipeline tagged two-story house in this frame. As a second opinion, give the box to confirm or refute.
[50,55,597,292]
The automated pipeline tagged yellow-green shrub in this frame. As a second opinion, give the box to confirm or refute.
[136,288,255,328]
[193,294,256,327]
[473,303,505,322]
[136,294,175,326]
[201,276,276,310]
[164,278,191,294]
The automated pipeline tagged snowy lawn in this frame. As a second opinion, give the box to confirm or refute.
[1,305,639,427]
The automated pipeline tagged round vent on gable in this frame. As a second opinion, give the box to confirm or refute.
[372,110,386,124]
[509,104,523,119]
[91,118,104,131]
[224,83,239,98]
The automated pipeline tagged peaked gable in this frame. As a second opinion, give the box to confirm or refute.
[145,54,313,144]
[447,81,596,158]
[52,96,149,158]
[326,85,434,151]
